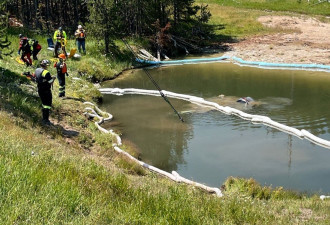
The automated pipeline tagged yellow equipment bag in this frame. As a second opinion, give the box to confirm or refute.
[15,56,25,65]
[68,48,77,58]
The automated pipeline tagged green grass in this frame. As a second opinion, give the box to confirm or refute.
[195,0,329,40]
[203,4,273,39]
[0,110,329,224]
[1,21,330,224]
[197,0,330,16]
[6,27,134,83]
[1,64,330,224]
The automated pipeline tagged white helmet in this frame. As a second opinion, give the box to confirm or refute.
[40,59,50,67]
[78,25,82,29]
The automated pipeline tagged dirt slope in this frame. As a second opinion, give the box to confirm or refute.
[226,16,330,65]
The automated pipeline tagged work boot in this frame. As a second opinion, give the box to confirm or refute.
[41,108,52,125]
[41,119,52,126]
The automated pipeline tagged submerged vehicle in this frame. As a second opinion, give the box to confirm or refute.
[237,97,254,104]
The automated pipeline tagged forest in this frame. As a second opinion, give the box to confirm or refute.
[4,0,213,56]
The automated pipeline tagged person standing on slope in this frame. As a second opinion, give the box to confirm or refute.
[54,53,68,98]
[35,59,56,125]
[53,27,67,58]
[74,25,86,54]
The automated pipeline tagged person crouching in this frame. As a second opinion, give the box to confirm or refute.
[55,53,68,97]
[35,60,55,125]
[18,34,32,66]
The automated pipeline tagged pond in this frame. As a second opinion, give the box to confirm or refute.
[101,61,330,194]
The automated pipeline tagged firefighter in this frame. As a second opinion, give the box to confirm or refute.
[54,53,68,97]
[35,59,56,125]
[74,25,86,54]
[31,39,42,60]
[18,34,32,66]
[53,27,67,58]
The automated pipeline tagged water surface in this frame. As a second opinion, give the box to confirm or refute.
[101,62,330,194]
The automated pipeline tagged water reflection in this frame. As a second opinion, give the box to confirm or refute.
[287,135,293,174]
[103,95,194,171]
[101,63,330,193]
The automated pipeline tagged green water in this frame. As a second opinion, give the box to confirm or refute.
[101,62,330,194]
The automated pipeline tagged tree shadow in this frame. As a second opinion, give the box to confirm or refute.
[48,123,80,138]
[195,23,238,53]
[0,67,80,139]
[0,68,41,123]
[61,96,85,102]
[159,22,238,57]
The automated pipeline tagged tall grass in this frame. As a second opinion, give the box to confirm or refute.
[197,0,330,16]
[195,0,329,40]
[203,4,272,39]
[1,22,330,224]
[1,112,329,224]
[1,70,329,223]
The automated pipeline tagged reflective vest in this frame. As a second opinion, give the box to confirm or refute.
[75,29,86,39]
[54,30,67,41]
[55,62,67,74]
[62,63,67,73]
[35,68,53,90]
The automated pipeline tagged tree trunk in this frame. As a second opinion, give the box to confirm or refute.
[45,0,51,35]
[74,0,78,25]
[104,31,109,54]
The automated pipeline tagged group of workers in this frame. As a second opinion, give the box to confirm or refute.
[53,25,86,57]
[18,34,42,66]
[18,24,86,125]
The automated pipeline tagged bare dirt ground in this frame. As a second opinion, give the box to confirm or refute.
[225,15,330,65]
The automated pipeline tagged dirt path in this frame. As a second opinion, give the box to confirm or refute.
[226,15,330,65]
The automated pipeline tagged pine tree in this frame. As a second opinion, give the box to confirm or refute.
[0,0,12,59]
[88,0,117,54]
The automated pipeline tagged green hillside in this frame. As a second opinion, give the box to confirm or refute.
[1,1,330,224]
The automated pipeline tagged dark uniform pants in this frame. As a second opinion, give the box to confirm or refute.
[57,73,65,97]
[32,49,41,60]
[21,52,32,66]
[54,41,66,58]
[38,88,52,121]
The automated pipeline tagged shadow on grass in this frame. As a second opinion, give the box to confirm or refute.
[0,67,80,138]
[46,123,80,138]
[166,23,238,56]
[61,96,85,102]
[0,67,40,123]
[199,24,238,53]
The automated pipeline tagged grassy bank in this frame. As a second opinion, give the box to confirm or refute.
[197,0,330,16]
[0,108,329,224]
[196,0,329,40]
[1,97,329,223]
[6,27,135,82]
[1,14,330,224]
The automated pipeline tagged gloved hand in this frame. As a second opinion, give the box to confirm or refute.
[18,50,21,55]
[66,72,69,76]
